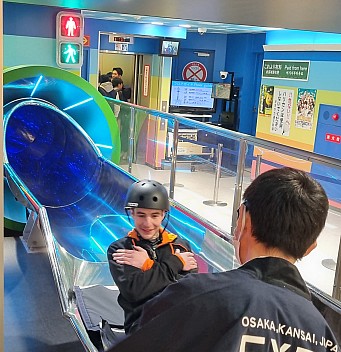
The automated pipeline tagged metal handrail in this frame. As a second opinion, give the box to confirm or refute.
[112,99,341,170]
[112,99,341,301]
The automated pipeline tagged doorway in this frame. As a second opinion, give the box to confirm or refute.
[99,52,136,102]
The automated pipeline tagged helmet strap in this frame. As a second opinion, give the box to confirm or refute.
[160,211,169,235]
[125,208,133,226]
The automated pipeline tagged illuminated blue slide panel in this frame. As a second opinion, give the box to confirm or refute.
[4,100,205,261]
[3,65,121,231]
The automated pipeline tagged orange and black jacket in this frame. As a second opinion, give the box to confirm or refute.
[107,229,196,334]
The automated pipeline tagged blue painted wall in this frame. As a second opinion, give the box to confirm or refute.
[225,33,266,134]
[172,32,266,130]
[4,1,268,135]
[178,32,228,82]
[263,30,341,92]
[3,2,74,68]
[84,18,186,51]
[4,2,69,38]
[266,29,341,45]
[173,32,228,122]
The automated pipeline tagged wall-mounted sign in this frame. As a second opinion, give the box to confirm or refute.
[262,60,310,81]
[83,35,90,47]
[182,61,207,82]
[115,43,128,51]
[57,13,82,38]
[109,35,134,44]
[58,43,82,65]
[143,65,150,97]
[56,11,84,68]
[326,133,341,143]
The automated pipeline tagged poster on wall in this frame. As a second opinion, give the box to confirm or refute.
[143,65,150,97]
[295,88,317,130]
[270,88,294,136]
[259,85,274,116]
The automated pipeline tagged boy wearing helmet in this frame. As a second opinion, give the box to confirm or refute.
[107,179,197,334]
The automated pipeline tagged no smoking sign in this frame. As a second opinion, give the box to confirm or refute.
[182,61,207,81]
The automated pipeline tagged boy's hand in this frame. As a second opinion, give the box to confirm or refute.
[175,249,198,271]
[113,246,149,269]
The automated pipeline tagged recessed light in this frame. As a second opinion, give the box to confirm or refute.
[179,24,192,28]
[151,22,164,25]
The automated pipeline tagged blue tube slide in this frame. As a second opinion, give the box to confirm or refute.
[3,66,211,262]
[2,66,234,350]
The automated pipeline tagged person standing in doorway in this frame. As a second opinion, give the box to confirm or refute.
[112,76,129,161]
[98,74,116,99]
[111,77,124,124]
[112,67,131,102]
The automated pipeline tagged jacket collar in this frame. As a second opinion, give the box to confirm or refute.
[128,229,177,246]
[99,81,113,92]
[240,257,311,301]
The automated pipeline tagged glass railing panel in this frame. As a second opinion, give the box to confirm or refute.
[128,111,174,188]
[170,118,238,234]
[104,98,341,301]
[297,160,341,298]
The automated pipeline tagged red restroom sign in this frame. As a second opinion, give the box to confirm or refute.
[182,61,207,81]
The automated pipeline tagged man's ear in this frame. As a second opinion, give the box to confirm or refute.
[303,240,317,257]
[244,211,252,235]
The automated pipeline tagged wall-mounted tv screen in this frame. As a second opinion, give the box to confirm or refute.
[160,40,180,57]
[169,81,216,114]
[212,83,232,100]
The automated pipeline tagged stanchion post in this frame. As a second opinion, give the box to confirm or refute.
[332,238,341,300]
[255,154,262,178]
[127,107,135,174]
[169,119,179,199]
[231,139,247,234]
[203,143,227,207]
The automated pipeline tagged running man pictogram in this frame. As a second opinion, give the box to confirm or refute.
[63,44,77,63]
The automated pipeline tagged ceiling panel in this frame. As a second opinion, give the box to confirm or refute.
[6,0,341,34]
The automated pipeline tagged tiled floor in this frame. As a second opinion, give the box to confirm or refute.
[122,162,341,298]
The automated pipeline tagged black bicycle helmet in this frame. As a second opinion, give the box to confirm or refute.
[125,179,170,211]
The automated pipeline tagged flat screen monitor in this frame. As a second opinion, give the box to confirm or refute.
[160,40,180,57]
[169,81,216,114]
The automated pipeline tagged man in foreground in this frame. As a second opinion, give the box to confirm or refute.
[109,167,339,351]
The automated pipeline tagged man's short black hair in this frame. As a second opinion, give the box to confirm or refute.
[99,74,111,84]
[112,67,123,76]
[243,167,328,259]
[112,77,123,88]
